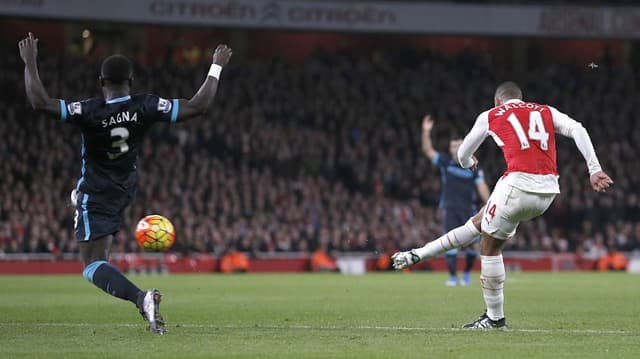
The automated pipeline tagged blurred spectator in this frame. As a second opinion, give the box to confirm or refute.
[219,249,250,273]
[311,247,338,272]
[375,253,392,271]
[596,247,629,271]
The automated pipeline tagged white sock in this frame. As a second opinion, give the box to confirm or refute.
[414,219,480,260]
[481,255,505,320]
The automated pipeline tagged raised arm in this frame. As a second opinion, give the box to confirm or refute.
[421,115,438,161]
[550,107,613,192]
[19,32,60,116]
[177,44,233,121]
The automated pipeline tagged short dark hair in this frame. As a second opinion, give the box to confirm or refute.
[495,81,522,102]
[100,54,133,84]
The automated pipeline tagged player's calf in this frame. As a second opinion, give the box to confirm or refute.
[82,260,142,304]
[480,255,505,321]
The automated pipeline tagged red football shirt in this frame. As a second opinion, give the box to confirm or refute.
[488,101,558,176]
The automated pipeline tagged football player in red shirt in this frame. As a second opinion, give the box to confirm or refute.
[392,81,613,329]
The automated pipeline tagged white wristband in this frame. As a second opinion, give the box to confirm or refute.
[208,64,222,79]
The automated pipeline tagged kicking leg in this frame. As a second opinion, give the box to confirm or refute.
[80,236,165,335]
[80,235,142,304]
[392,208,483,269]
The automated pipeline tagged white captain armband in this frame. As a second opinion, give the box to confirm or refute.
[208,64,222,80]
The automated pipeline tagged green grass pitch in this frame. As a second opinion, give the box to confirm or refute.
[1,272,639,358]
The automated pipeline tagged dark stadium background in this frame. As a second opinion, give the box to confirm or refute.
[1,0,639,273]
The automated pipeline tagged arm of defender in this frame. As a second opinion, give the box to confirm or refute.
[550,107,613,192]
[176,44,232,121]
[19,32,61,117]
[421,115,438,161]
[457,112,489,169]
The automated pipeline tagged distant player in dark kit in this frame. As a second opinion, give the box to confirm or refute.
[421,115,490,286]
[19,32,232,334]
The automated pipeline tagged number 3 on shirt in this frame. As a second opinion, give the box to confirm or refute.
[107,127,130,159]
[506,112,549,151]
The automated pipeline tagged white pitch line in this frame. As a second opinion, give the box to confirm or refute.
[0,322,630,335]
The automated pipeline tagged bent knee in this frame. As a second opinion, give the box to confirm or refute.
[480,234,506,256]
[471,211,483,230]
[82,260,108,282]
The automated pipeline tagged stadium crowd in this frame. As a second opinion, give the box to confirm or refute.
[1,44,639,259]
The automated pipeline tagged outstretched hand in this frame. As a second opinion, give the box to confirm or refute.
[212,44,233,67]
[590,171,613,193]
[422,114,434,132]
[18,32,39,64]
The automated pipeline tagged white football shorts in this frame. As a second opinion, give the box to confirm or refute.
[481,177,556,240]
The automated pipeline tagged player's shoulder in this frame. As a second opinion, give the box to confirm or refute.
[65,97,102,115]
[522,102,566,119]
[526,101,555,111]
[129,93,160,110]
[487,103,507,118]
[130,93,155,103]
[132,93,170,106]
[70,97,102,106]
[137,93,174,111]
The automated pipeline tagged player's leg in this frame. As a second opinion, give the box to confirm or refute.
[461,207,480,286]
[479,233,507,322]
[75,189,144,305]
[79,235,144,305]
[463,232,508,329]
[75,189,165,334]
[461,243,478,286]
[444,249,459,286]
[464,208,509,328]
[391,209,484,269]
[464,185,556,329]
[444,210,462,286]
[79,235,165,334]
[463,180,513,328]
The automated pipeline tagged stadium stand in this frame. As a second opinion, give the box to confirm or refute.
[1,40,639,260]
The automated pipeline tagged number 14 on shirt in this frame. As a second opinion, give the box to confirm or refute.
[505,112,549,151]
